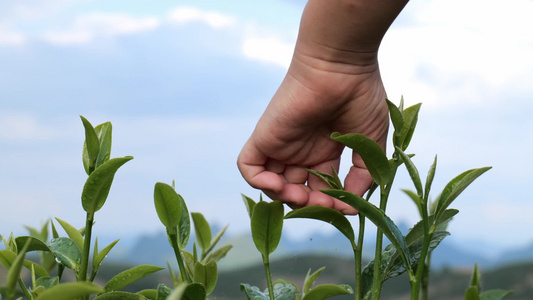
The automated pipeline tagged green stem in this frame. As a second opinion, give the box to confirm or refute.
[79,212,94,282]
[263,254,275,300]
[169,232,191,283]
[421,254,431,300]
[18,278,31,300]
[411,225,434,300]
[355,214,365,300]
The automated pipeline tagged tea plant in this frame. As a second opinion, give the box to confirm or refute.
[240,99,513,300]
[0,116,231,300]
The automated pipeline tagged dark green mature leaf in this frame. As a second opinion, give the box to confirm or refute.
[193,260,217,295]
[82,156,133,213]
[81,116,100,175]
[285,206,355,244]
[303,267,325,294]
[303,284,353,300]
[49,238,81,270]
[177,194,191,249]
[154,182,182,229]
[331,133,392,186]
[242,194,257,219]
[94,122,112,169]
[0,250,49,277]
[399,103,422,151]
[15,236,51,253]
[322,190,410,267]
[94,291,148,300]
[307,166,343,190]
[54,217,84,251]
[182,282,206,300]
[480,289,514,300]
[396,147,423,197]
[251,201,284,256]
[191,212,212,254]
[6,239,30,300]
[104,265,164,292]
[35,282,103,300]
[436,167,491,218]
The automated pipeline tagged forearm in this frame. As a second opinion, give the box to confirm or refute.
[295,0,409,66]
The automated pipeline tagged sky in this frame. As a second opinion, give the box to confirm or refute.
[0,0,532,253]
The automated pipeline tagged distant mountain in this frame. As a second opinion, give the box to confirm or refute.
[496,240,533,265]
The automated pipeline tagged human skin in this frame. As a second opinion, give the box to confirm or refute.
[237,0,409,214]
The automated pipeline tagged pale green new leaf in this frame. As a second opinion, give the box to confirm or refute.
[93,239,119,274]
[48,238,81,270]
[193,260,217,295]
[396,147,423,197]
[205,224,229,256]
[177,194,191,249]
[303,267,325,294]
[94,122,112,169]
[303,284,353,300]
[54,217,84,251]
[331,133,392,186]
[81,116,100,175]
[5,240,30,300]
[15,236,51,253]
[285,206,355,244]
[35,282,104,300]
[251,201,284,256]
[242,194,256,219]
[480,289,514,300]
[104,265,164,292]
[399,103,422,151]
[191,212,212,254]
[0,250,49,277]
[82,156,133,213]
[94,291,148,300]
[154,182,182,229]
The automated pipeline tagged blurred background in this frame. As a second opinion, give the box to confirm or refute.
[1,0,532,297]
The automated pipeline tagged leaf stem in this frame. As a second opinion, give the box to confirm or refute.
[169,232,191,283]
[79,212,94,282]
[354,213,365,300]
[262,254,275,300]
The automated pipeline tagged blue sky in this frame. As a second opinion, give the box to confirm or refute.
[1,0,532,252]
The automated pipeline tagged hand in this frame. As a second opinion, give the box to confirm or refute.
[237,0,407,213]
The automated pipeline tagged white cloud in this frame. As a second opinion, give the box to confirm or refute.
[380,0,533,110]
[0,30,25,46]
[168,7,235,29]
[43,13,160,46]
[0,112,55,141]
[242,37,294,69]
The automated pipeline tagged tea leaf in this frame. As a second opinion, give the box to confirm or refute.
[15,236,51,253]
[402,189,422,214]
[82,156,133,213]
[156,283,172,299]
[240,283,268,300]
[154,182,182,229]
[0,250,49,277]
[470,263,482,292]
[285,206,355,244]
[480,289,514,300]
[424,155,438,202]
[330,133,392,186]
[242,194,257,219]
[251,200,284,256]
[203,244,232,263]
[193,260,217,295]
[177,193,191,249]
[35,282,104,300]
[94,291,148,300]
[267,280,299,300]
[48,237,81,270]
[465,286,481,300]
[322,190,410,267]
[136,289,157,299]
[166,283,188,300]
[191,212,212,254]
[386,99,404,148]
[436,167,491,219]
[182,282,206,300]
[303,284,353,300]
[303,267,325,294]
[93,239,119,274]
[306,166,343,190]
[81,116,100,175]
[396,147,423,197]
[399,103,422,151]
[35,276,59,290]
[94,122,112,169]
[54,217,84,251]
[104,265,164,292]
[205,224,229,255]
[6,239,30,300]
